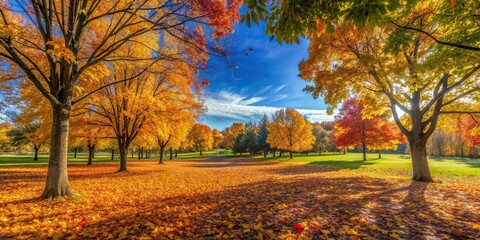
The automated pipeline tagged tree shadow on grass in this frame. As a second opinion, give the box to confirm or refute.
[429,156,480,168]
[306,160,375,169]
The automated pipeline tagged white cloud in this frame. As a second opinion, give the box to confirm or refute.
[273,83,288,93]
[204,91,333,123]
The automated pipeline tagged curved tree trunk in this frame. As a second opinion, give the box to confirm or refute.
[409,138,433,182]
[41,105,71,199]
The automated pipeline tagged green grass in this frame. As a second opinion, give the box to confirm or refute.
[252,152,480,176]
[1,150,479,177]
[0,149,227,166]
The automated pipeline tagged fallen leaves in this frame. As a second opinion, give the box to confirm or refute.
[0,157,479,239]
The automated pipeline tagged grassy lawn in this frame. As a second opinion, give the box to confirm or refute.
[0,149,227,166]
[251,152,480,177]
[1,150,478,178]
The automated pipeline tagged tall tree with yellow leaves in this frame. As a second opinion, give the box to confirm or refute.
[267,108,315,159]
[188,124,214,156]
[212,129,223,149]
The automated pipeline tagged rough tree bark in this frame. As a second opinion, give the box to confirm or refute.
[118,141,129,172]
[41,105,72,199]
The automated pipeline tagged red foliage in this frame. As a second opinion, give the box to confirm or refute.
[79,217,89,227]
[334,98,401,150]
[200,80,210,86]
[293,223,305,233]
[456,114,480,147]
[450,0,458,8]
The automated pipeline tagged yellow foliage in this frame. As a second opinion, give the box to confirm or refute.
[267,108,315,155]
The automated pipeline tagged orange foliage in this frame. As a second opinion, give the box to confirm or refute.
[0,159,479,239]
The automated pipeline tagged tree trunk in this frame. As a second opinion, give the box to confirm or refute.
[460,143,464,158]
[273,150,276,157]
[362,142,367,161]
[111,149,115,161]
[118,140,128,172]
[74,147,77,158]
[289,151,293,159]
[169,147,173,160]
[409,138,433,182]
[199,145,203,156]
[141,147,144,159]
[41,105,71,199]
[344,148,346,155]
[159,145,165,164]
[33,144,40,161]
[378,150,382,159]
[138,147,141,160]
[175,150,177,158]
[263,150,267,158]
[87,144,95,166]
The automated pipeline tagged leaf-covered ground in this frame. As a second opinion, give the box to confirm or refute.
[0,157,479,239]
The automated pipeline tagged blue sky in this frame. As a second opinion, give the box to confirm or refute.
[198,21,333,130]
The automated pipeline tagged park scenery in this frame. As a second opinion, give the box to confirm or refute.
[0,0,479,239]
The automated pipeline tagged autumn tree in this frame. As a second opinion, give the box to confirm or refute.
[147,104,199,164]
[297,6,480,181]
[188,124,214,156]
[15,83,51,160]
[0,0,241,198]
[69,109,109,166]
[245,1,479,183]
[267,108,315,159]
[0,122,13,154]
[222,123,245,149]
[212,129,223,149]
[312,123,331,154]
[456,114,480,156]
[334,98,400,161]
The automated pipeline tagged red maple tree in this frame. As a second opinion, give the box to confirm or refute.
[334,98,401,161]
